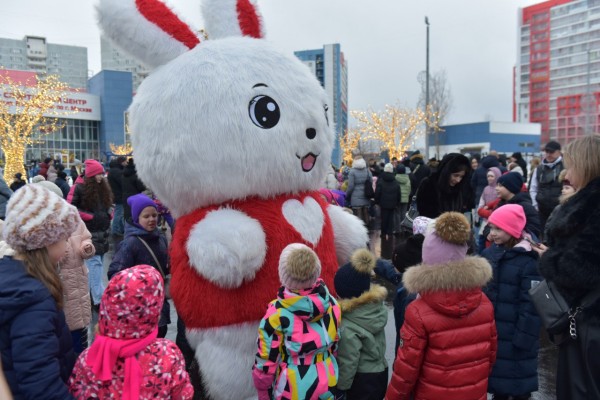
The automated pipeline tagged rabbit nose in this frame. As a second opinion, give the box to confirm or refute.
[306,128,316,140]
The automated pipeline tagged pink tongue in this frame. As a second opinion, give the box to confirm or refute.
[302,155,316,170]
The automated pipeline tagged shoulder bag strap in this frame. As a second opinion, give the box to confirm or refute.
[136,236,167,279]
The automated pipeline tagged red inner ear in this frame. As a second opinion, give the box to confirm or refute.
[237,0,263,38]
[136,0,200,49]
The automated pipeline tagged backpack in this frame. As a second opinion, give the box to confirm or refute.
[364,175,375,199]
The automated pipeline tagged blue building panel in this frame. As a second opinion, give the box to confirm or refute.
[489,133,540,154]
[88,70,133,157]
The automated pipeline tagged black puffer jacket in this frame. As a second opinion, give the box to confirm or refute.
[375,171,400,209]
[107,160,124,205]
[122,162,147,221]
[538,177,600,400]
[416,153,473,218]
[71,183,111,255]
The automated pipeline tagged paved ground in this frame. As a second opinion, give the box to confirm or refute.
[95,230,558,399]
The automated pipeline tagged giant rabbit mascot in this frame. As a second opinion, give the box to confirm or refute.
[97,0,368,398]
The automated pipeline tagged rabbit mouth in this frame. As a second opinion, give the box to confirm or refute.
[296,152,319,172]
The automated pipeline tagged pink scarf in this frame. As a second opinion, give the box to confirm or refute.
[86,328,158,400]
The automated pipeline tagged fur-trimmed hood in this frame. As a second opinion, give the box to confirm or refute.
[403,256,492,317]
[403,256,492,294]
[352,158,367,170]
[337,284,387,313]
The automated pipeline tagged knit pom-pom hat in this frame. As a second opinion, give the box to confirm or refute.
[422,212,470,266]
[334,248,375,299]
[278,243,322,291]
[3,185,79,251]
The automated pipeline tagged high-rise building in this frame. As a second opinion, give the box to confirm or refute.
[515,0,600,145]
[101,37,149,93]
[0,36,88,89]
[295,44,348,166]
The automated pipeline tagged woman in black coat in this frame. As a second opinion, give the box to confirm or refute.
[375,164,400,238]
[122,158,147,221]
[416,153,473,219]
[535,135,600,400]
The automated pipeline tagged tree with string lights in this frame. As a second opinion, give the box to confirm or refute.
[351,104,442,160]
[339,129,363,165]
[109,142,133,159]
[0,72,71,182]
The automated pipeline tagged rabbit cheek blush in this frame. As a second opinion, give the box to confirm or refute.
[97,0,370,398]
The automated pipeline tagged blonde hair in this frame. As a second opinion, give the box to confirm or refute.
[17,248,64,309]
[563,135,600,189]
[558,168,568,183]
[530,157,541,169]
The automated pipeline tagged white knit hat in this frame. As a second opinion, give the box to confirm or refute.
[278,243,322,290]
[3,185,79,251]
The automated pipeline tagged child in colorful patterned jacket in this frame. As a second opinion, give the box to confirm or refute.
[253,243,343,400]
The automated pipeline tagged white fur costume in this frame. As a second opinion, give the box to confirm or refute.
[96,0,368,398]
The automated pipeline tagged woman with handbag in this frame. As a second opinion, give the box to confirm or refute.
[534,135,600,400]
[108,194,171,338]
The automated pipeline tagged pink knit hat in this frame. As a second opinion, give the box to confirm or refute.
[3,185,79,251]
[488,204,526,239]
[278,243,322,290]
[422,212,470,266]
[84,159,104,178]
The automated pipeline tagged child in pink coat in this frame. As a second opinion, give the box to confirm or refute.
[68,264,193,399]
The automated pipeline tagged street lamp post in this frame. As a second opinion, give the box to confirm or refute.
[425,16,430,159]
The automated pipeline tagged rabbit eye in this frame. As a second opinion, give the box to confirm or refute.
[324,104,329,126]
[249,95,280,129]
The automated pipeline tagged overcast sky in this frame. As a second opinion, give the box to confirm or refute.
[2,0,540,125]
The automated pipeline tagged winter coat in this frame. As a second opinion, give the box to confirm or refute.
[54,177,71,199]
[482,242,541,396]
[60,219,95,332]
[0,256,76,400]
[107,162,124,204]
[38,161,49,179]
[497,192,542,238]
[375,171,401,209]
[385,256,497,400]
[472,156,502,204]
[532,158,564,218]
[346,158,372,207]
[66,176,83,204]
[416,153,473,218]
[538,176,600,400]
[68,265,193,399]
[253,280,341,400]
[9,179,26,193]
[408,155,430,197]
[0,177,13,219]
[337,285,388,398]
[108,222,171,327]
[47,165,58,183]
[122,164,147,220]
[395,173,411,204]
[71,183,111,255]
[324,167,339,190]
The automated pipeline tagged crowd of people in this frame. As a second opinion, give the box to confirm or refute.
[0,135,599,399]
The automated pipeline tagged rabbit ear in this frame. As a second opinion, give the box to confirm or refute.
[202,0,265,40]
[97,0,201,70]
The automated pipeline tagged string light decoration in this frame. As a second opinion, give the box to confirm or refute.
[0,71,71,182]
[109,142,133,159]
[350,104,442,160]
[339,128,363,165]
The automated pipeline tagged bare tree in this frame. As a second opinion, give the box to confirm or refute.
[417,69,453,126]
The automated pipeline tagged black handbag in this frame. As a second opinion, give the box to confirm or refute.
[530,280,600,344]
[400,196,419,233]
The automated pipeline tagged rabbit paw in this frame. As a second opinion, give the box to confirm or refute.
[186,208,267,288]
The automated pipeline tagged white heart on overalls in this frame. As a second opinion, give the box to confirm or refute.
[282,197,325,246]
